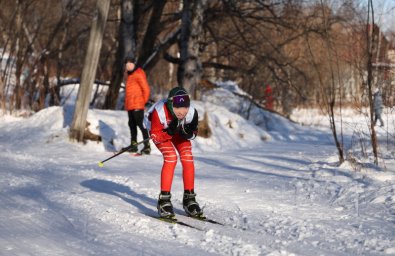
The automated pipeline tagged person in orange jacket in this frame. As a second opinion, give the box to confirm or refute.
[123,56,151,154]
[144,87,202,219]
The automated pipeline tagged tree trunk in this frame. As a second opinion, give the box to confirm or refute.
[0,76,5,114]
[54,1,73,106]
[138,0,167,67]
[177,0,206,98]
[13,0,23,111]
[70,0,110,142]
[103,0,136,110]
[367,0,379,165]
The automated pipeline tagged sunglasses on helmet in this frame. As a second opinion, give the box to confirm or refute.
[171,94,190,108]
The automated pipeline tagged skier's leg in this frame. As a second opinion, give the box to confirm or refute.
[379,114,384,127]
[173,134,202,216]
[123,111,138,152]
[155,140,178,217]
[156,140,178,192]
[134,110,149,139]
[128,110,138,142]
[134,110,151,154]
[173,134,194,190]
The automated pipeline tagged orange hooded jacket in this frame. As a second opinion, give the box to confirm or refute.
[124,68,150,110]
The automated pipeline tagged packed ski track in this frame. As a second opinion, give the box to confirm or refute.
[0,102,394,255]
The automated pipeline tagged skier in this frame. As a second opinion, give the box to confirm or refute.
[123,56,151,154]
[373,87,384,127]
[144,87,203,219]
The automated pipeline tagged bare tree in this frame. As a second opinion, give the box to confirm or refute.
[319,0,345,163]
[103,0,137,110]
[69,0,111,142]
[177,0,206,98]
[0,0,392,155]
[138,0,167,68]
[366,0,379,164]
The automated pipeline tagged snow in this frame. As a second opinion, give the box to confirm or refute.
[0,84,394,256]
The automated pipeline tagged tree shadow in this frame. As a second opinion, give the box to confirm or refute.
[98,120,116,152]
[194,155,311,181]
[195,154,371,187]
[80,179,157,216]
[62,105,74,128]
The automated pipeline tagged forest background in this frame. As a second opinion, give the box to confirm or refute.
[1,0,395,164]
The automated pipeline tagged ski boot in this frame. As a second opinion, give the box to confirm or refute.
[157,192,175,219]
[141,141,151,155]
[122,140,138,153]
[183,190,203,217]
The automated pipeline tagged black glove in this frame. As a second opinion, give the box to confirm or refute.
[180,123,197,139]
[180,110,198,139]
[166,119,179,136]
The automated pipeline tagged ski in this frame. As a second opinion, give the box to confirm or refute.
[152,216,203,230]
[187,215,224,226]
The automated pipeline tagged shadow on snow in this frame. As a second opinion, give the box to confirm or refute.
[80,179,157,216]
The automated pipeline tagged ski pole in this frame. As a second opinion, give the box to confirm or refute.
[98,138,150,167]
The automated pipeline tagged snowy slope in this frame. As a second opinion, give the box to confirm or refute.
[0,87,395,255]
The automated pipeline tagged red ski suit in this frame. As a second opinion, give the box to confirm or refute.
[149,104,195,192]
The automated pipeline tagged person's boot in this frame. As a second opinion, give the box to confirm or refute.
[122,140,138,153]
[141,141,151,155]
[157,192,175,218]
[183,190,203,217]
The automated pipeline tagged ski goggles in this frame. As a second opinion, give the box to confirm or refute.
[171,94,190,108]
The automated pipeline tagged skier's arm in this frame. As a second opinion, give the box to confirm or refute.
[149,110,172,144]
[137,71,150,104]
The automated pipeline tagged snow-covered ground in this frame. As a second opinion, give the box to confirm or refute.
[0,85,394,256]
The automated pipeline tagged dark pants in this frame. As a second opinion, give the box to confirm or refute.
[374,109,384,126]
[128,110,149,143]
